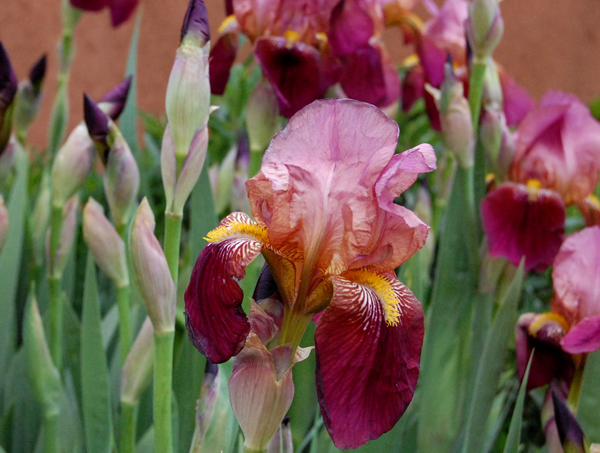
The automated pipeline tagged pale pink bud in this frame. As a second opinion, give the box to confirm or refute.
[267,417,293,453]
[246,80,279,153]
[121,317,154,405]
[129,198,176,333]
[466,0,504,60]
[47,195,79,278]
[0,195,7,254]
[83,198,129,287]
[161,124,208,216]
[166,0,210,160]
[229,334,311,452]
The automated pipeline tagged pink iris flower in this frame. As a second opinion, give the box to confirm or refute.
[481,92,600,272]
[515,226,600,390]
[185,99,436,448]
[210,0,341,118]
[70,0,138,27]
[401,0,533,129]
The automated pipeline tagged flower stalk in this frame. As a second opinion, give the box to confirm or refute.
[48,203,64,368]
[153,330,175,453]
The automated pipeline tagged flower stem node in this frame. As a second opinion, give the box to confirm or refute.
[130,198,176,334]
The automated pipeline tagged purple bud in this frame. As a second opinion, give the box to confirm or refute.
[0,195,7,254]
[99,76,132,120]
[84,93,110,163]
[0,42,18,113]
[29,54,47,95]
[552,389,588,453]
[181,0,210,46]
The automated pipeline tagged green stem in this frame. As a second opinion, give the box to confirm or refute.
[457,166,480,271]
[164,213,183,284]
[468,58,488,134]
[567,355,587,413]
[154,331,175,453]
[120,400,138,453]
[249,150,263,178]
[243,447,264,453]
[49,204,64,369]
[116,285,132,365]
[278,309,311,358]
[45,413,58,453]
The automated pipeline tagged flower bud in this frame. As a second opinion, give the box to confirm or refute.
[0,42,18,153]
[161,124,208,216]
[466,0,504,60]
[14,54,47,135]
[98,75,132,120]
[24,296,63,418]
[83,198,129,287]
[29,173,51,266]
[121,317,154,405]
[166,0,211,161]
[84,94,140,228]
[0,195,7,254]
[229,334,311,452]
[482,59,503,110]
[47,195,79,278]
[267,417,293,453]
[247,80,279,153]
[552,389,589,453]
[130,198,176,333]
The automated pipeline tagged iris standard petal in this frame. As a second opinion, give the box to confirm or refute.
[314,271,423,449]
[184,212,267,363]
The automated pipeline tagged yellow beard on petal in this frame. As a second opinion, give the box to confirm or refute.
[206,221,270,245]
[528,312,570,339]
[342,269,401,327]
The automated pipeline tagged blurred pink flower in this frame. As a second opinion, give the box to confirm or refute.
[482,92,600,271]
[70,0,138,27]
[185,99,436,448]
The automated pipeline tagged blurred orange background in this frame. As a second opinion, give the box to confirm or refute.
[1,0,599,150]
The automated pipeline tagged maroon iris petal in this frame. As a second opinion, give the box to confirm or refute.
[110,0,138,27]
[210,32,239,95]
[481,182,566,272]
[402,65,424,113]
[254,37,321,119]
[184,241,254,363]
[328,0,374,57]
[339,44,399,108]
[70,0,110,12]
[314,275,423,449]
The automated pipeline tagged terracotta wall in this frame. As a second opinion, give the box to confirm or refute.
[1,0,599,150]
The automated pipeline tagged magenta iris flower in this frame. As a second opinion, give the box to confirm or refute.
[70,0,138,27]
[481,91,600,271]
[184,99,436,448]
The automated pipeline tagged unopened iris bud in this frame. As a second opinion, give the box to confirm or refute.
[165,0,211,161]
[24,296,62,419]
[229,334,311,452]
[14,54,47,135]
[0,42,18,153]
[247,80,278,153]
[0,195,7,254]
[84,94,140,228]
[130,198,176,333]
[51,80,132,208]
[83,198,129,287]
[551,389,589,453]
[30,174,51,266]
[121,317,154,405]
[161,124,208,216]
[267,417,293,453]
[466,0,504,61]
[47,195,79,278]
[428,61,474,168]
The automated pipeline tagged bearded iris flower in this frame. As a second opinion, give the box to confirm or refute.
[185,99,436,448]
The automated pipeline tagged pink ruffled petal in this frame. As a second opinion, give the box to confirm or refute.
[481,182,565,272]
[184,212,264,363]
[561,315,600,354]
[254,37,322,119]
[247,99,400,273]
[315,272,423,449]
[552,226,600,324]
[498,67,534,127]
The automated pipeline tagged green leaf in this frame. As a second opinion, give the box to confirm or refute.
[190,164,219,259]
[81,253,113,453]
[0,149,28,396]
[503,350,534,453]
[417,166,479,452]
[120,9,142,154]
[461,263,525,453]
[576,349,600,441]
[48,83,68,156]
